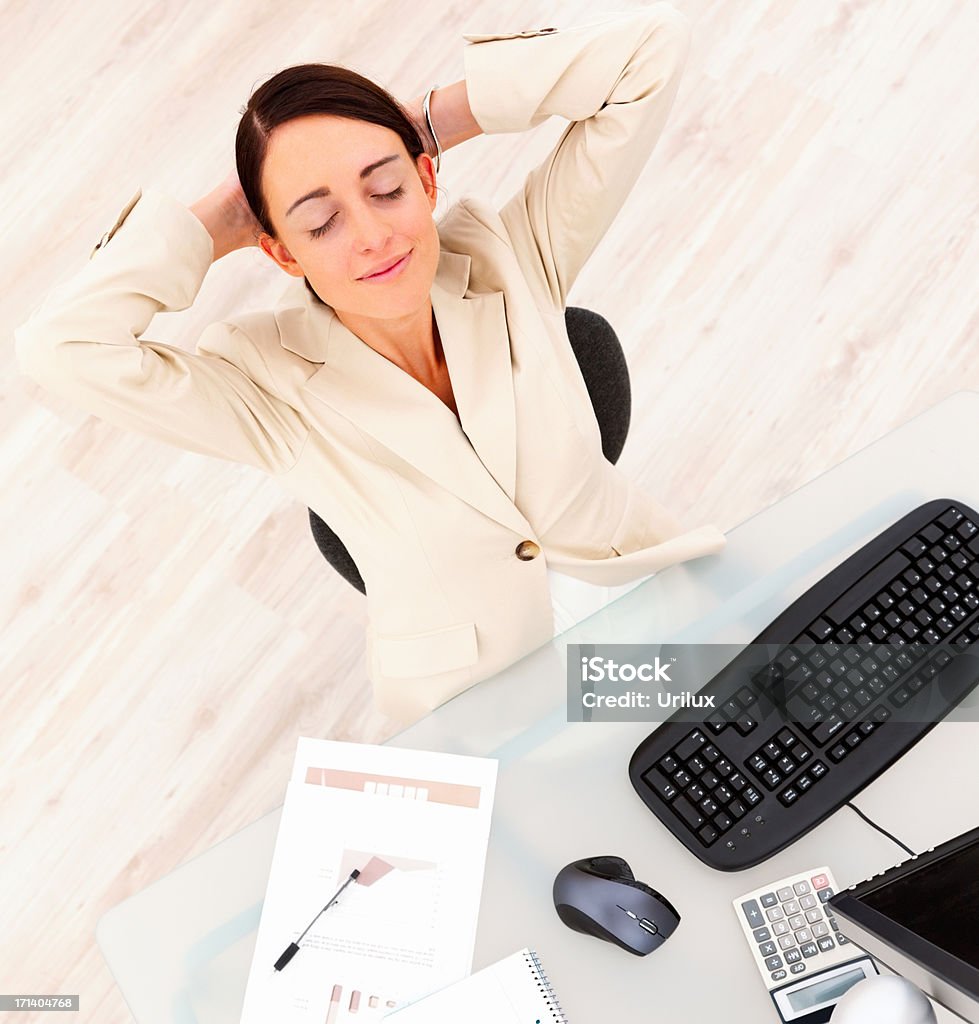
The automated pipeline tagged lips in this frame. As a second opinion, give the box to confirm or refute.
[360,252,411,279]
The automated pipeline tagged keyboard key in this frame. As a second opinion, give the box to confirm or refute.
[699,824,719,845]
[735,714,758,736]
[644,768,678,801]
[675,731,707,760]
[672,796,706,831]
[824,550,910,626]
[743,787,763,806]
[809,760,828,779]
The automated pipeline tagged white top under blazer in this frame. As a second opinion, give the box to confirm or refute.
[15,5,727,721]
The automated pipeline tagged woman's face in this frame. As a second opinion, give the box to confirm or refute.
[258,114,439,320]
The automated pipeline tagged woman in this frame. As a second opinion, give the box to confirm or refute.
[14,5,726,721]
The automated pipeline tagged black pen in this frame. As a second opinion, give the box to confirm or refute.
[273,868,361,971]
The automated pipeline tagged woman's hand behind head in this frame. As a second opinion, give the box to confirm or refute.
[191,170,265,261]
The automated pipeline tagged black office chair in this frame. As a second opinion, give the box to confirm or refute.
[308,306,631,594]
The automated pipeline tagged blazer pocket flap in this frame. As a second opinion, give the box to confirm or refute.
[373,621,478,679]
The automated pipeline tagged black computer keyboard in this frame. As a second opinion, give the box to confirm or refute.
[629,499,979,871]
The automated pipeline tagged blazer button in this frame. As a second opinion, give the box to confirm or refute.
[515,540,541,561]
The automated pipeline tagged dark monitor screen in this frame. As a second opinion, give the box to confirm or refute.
[859,841,979,968]
[831,827,979,1023]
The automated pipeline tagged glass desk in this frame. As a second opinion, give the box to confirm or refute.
[97,391,979,1023]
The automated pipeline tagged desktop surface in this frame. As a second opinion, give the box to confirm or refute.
[97,391,979,1024]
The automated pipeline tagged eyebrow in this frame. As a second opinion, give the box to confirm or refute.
[285,154,401,216]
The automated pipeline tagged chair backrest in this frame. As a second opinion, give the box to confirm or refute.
[309,306,631,593]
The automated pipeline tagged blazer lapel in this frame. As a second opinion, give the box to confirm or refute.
[282,249,525,536]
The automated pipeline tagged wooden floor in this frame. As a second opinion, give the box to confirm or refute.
[2,0,977,1019]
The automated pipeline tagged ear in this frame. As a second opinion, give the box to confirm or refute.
[415,152,438,211]
[259,233,305,278]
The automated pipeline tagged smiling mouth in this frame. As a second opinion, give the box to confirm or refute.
[359,251,411,280]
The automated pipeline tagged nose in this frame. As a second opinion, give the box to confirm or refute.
[349,198,393,253]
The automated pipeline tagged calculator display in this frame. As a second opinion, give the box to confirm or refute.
[786,967,865,1011]
[860,842,979,967]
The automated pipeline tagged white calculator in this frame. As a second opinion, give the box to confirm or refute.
[733,865,879,1023]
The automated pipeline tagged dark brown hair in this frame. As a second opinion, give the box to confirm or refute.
[236,64,429,302]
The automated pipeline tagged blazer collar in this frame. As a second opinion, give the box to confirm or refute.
[279,247,523,535]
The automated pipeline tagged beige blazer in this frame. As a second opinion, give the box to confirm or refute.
[15,4,726,721]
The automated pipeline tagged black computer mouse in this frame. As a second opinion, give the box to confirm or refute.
[552,856,680,957]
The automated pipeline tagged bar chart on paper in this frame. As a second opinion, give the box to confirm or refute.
[237,739,498,1024]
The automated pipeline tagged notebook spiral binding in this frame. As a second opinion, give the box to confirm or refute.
[524,949,569,1023]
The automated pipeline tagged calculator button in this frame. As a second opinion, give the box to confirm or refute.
[805,909,823,924]
[795,928,813,944]
[828,917,839,930]
[771,969,787,982]
[789,915,806,931]
[767,907,785,922]
[793,881,811,896]
[777,886,794,902]
[818,887,835,903]
[778,935,795,950]
[784,948,802,963]
[799,894,817,910]
[760,892,778,908]
[753,926,771,943]
[836,933,850,944]
[783,900,801,916]
[765,955,783,971]
[800,941,819,958]
[740,900,765,928]
[790,963,807,974]
[772,920,790,936]
[811,873,830,889]
[817,936,836,952]
[759,941,778,957]
[812,922,829,937]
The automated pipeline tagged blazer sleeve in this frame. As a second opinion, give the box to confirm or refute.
[13,187,309,475]
[461,4,692,310]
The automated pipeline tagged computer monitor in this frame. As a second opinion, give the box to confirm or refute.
[829,825,979,1024]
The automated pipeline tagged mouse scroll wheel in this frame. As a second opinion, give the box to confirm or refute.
[618,906,660,935]
[589,856,634,880]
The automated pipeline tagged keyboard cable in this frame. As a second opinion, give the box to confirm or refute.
[846,801,917,858]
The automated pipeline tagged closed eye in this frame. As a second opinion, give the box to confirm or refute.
[309,186,406,239]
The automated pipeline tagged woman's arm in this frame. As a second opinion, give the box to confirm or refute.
[403,81,483,159]
[457,6,693,311]
[14,188,309,474]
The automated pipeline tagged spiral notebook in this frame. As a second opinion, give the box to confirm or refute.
[384,948,568,1022]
